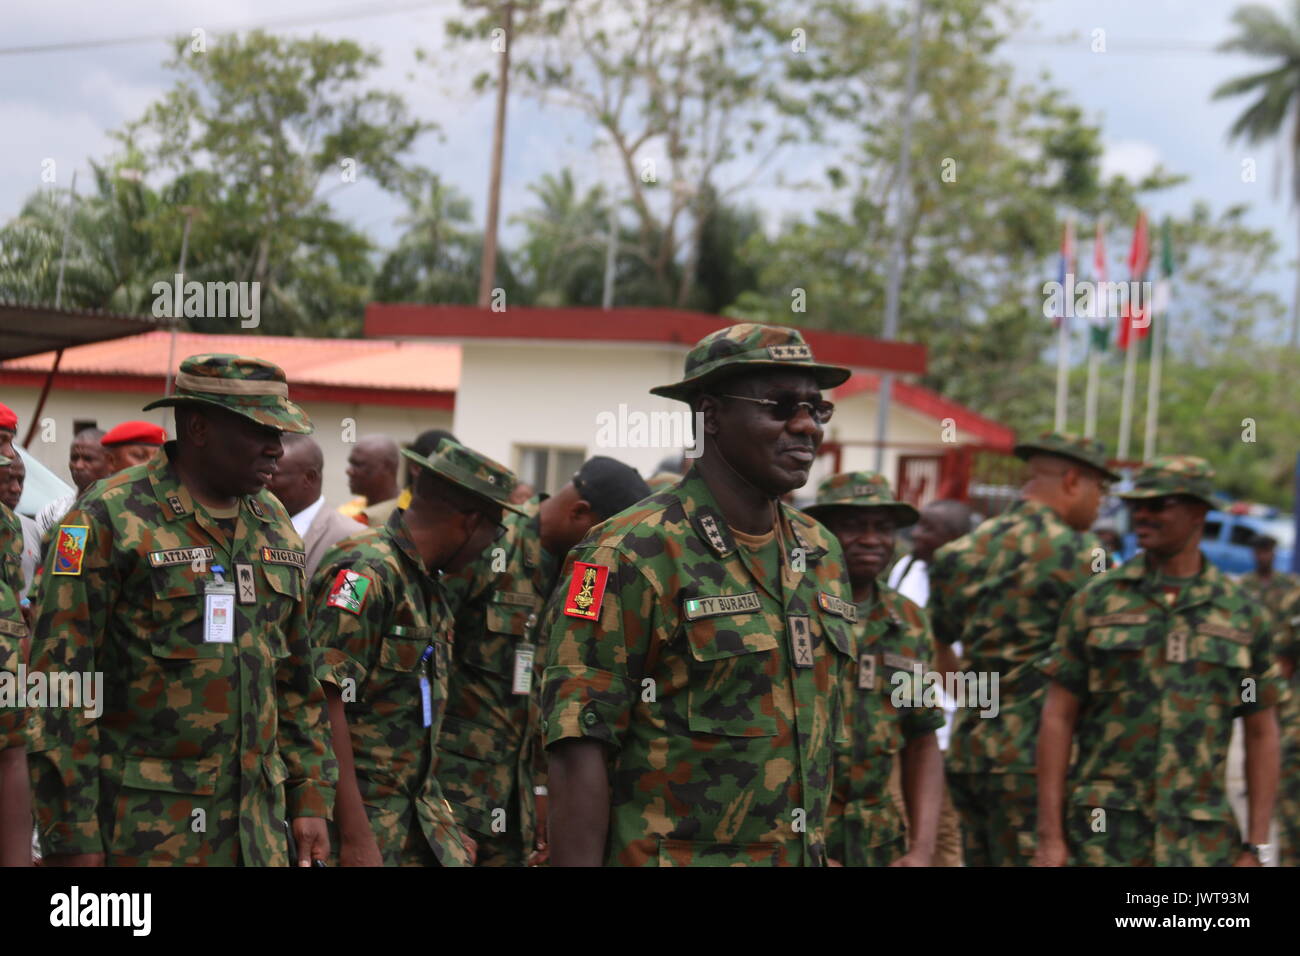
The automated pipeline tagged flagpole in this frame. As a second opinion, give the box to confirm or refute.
[1118,340,1138,460]
[1085,215,1106,439]
[1142,310,1165,461]
[1084,350,1100,438]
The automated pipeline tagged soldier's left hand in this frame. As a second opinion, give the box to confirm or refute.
[1232,851,1261,867]
[889,851,931,867]
[292,817,329,866]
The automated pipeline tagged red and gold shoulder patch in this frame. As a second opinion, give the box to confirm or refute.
[563,562,610,620]
[326,569,373,615]
[52,525,89,576]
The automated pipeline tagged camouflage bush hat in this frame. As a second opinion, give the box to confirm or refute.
[1118,455,1218,509]
[1013,430,1120,482]
[803,470,919,527]
[649,323,851,402]
[143,354,313,434]
[402,439,527,516]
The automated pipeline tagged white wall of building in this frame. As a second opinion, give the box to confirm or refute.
[2,386,451,508]
[452,340,691,488]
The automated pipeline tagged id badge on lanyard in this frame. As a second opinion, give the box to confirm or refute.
[204,565,237,644]
[512,612,539,696]
[418,644,435,727]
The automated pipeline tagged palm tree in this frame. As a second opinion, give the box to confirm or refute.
[1214,1,1300,347]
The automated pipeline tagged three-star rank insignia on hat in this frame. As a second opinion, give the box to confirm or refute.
[52,525,89,576]
[563,562,609,620]
[326,569,373,615]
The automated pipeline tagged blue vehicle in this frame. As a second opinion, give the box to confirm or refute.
[1117,507,1294,575]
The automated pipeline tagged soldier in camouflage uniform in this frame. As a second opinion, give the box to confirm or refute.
[928,432,1115,866]
[1238,533,1300,865]
[26,354,337,866]
[1036,457,1286,866]
[310,440,524,867]
[436,456,649,867]
[0,447,32,866]
[541,323,857,867]
[807,472,945,867]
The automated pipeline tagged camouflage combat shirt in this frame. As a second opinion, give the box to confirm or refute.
[0,577,28,751]
[540,469,856,867]
[436,500,556,862]
[928,498,1100,774]
[828,583,944,865]
[1038,552,1289,865]
[1,503,23,595]
[310,510,471,867]
[26,443,336,865]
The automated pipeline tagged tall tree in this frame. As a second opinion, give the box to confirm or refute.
[374,173,524,306]
[117,30,430,334]
[0,159,163,313]
[1213,1,1300,347]
[510,170,609,306]
[450,0,810,307]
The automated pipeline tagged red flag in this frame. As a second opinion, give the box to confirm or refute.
[1117,210,1151,349]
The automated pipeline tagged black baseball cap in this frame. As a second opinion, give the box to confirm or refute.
[572,457,651,521]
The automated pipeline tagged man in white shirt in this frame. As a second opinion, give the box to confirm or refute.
[33,427,111,541]
[887,498,972,866]
[267,433,363,580]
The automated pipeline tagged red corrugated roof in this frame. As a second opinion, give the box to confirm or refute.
[0,331,459,409]
[835,373,1015,452]
[365,304,928,376]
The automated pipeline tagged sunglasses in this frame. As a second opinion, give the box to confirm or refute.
[716,392,834,425]
[458,506,507,541]
[1126,495,1185,513]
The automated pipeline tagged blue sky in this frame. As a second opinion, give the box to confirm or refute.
[2,0,1294,317]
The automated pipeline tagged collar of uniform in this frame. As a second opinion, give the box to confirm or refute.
[858,582,904,627]
[147,442,275,524]
[148,443,195,521]
[676,469,738,558]
[786,506,829,563]
[381,507,427,573]
[1119,549,1232,608]
[1010,496,1068,531]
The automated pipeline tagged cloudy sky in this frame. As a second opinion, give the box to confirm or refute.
[2,0,1294,309]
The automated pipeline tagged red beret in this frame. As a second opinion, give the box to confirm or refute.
[102,421,168,447]
[0,403,16,431]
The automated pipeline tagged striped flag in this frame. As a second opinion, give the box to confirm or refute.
[1055,217,1076,328]
[1117,210,1151,350]
[1090,218,1110,351]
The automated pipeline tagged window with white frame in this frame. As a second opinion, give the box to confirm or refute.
[515,445,586,495]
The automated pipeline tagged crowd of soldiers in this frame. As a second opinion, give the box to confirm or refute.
[0,321,1293,867]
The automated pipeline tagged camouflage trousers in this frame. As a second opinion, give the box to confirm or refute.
[326,804,457,867]
[1067,807,1239,867]
[948,771,1036,867]
[886,754,963,865]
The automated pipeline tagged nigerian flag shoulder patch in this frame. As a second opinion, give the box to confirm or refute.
[326,569,373,615]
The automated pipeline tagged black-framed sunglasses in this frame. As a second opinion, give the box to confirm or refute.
[459,506,507,541]
[716,392,834,424]
[1126,495,1183,513]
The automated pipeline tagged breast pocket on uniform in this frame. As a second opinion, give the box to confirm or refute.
[684,610,781,738]
[1085,627,1146,694]
[462,603,529,676]
[1188,626,1252,714]
[148,566,225,660]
